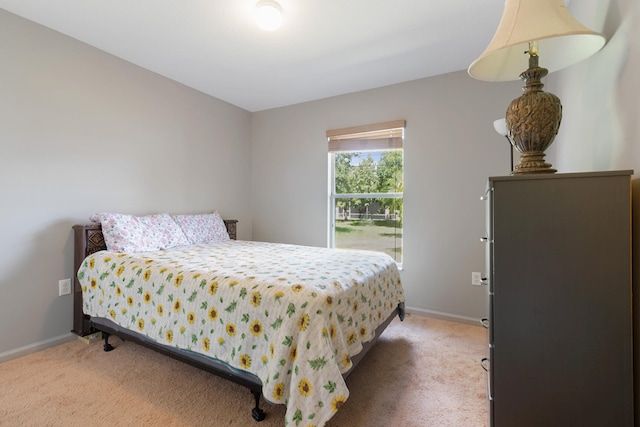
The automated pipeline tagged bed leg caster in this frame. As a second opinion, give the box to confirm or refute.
[251,390,265,422]
[103,333,115,352]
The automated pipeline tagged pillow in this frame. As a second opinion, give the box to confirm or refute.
[171,211,230,244]
[139,214,191,249]
[92,213,190,252]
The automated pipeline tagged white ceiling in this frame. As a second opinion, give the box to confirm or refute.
[0,0,505,112]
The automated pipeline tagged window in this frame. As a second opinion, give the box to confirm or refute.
[327,120,404,264]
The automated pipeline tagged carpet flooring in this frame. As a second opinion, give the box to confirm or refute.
[0,313,487,426]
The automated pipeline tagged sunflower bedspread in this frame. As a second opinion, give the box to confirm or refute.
[78,240,404,426]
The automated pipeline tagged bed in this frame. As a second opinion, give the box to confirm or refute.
[72,214,405,426]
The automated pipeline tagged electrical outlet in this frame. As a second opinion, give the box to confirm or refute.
[471,272,482,286]
[59,279,71,296]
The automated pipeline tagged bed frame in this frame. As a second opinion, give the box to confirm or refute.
[72,221,405,422]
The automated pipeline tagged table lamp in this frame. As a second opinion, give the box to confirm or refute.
[468,0,605,174]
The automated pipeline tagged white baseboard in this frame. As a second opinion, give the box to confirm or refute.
[405,305,483,326]
[0,333,76,363]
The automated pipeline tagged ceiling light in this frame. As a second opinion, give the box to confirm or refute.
[255,0,283,31]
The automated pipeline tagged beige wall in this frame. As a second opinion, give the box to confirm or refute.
[552,0,638,173]
[0,10,252,358]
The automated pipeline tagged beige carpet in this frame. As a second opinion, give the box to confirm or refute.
[0,314,487,427]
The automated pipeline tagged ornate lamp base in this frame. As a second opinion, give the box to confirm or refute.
[513,151,557,174]
[506,55,562,175]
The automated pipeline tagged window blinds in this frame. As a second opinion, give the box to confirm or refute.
[326,120,405,152]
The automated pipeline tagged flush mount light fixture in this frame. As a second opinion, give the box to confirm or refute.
[255,0,283,31]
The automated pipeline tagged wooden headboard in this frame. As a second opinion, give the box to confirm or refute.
[71,219,237,336]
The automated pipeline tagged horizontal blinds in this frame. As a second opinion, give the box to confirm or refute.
[327,120,405,152]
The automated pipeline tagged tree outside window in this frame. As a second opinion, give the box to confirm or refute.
[330,149,403,263]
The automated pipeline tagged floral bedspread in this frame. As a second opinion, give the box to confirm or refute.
[78,240,404,426]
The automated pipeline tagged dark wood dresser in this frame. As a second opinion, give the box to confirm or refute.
[484,170,633,426]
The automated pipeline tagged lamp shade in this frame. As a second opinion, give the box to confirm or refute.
[468,0,605,81]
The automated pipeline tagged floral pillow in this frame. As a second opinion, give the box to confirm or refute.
[91,213,190,252]
[171,211,230,244]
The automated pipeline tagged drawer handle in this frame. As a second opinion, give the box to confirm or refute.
[480,318,489,329]
[480,357,489,372]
